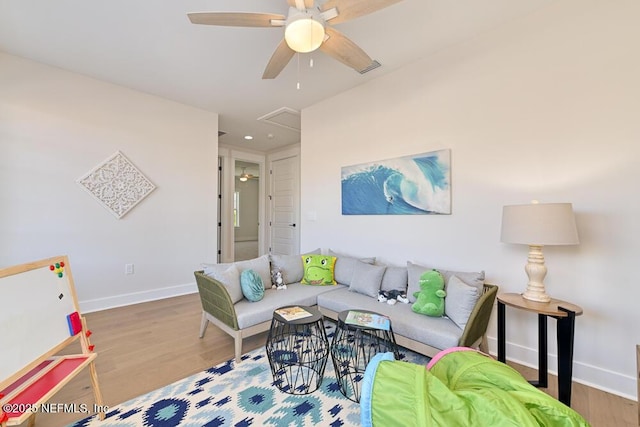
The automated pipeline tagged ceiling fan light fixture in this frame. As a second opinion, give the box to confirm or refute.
[239,176,248,182]
[285,16,325,53]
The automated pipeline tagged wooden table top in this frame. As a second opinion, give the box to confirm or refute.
[498,293,583,317]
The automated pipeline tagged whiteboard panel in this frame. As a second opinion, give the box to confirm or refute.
[0,256,79,383]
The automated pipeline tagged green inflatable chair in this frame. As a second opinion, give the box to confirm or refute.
[360,348,589,427]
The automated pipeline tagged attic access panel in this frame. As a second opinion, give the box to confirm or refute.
[257,107,301,132]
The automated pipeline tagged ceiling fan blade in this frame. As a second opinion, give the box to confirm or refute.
[321,0,402,24]
[262,39,296,79]
[287,0,314,10]
[188,12,285,27]
[320,27,374,73]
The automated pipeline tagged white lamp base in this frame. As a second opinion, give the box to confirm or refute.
[522,245,551,303]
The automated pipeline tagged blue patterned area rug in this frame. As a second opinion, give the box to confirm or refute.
[67,324,429,427]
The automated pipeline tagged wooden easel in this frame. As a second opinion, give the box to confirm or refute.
[0,256,104,426]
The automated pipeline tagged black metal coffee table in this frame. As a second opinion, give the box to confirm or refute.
[330,309,399,402]
[265,305,329,395]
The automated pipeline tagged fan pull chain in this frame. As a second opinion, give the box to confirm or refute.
[295,54,315,90]
[297,53,301,90]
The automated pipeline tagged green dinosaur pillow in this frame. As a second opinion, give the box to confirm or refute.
[412,269,446,317]
[301,255,337,286]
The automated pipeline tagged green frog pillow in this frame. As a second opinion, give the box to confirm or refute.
[301,255,337,286]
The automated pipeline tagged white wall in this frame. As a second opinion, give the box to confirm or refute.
[0,53,218,312]
[301,0,640,399]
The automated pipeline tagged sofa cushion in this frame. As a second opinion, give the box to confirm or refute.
[202,263,243,303]
[445,275,480,329]
[235,255,273,290]
[234,283,345,329]
[270,254,304,284]
[203,255,272,291]
[317,288,463,350]
[328,250,375,286]
[349,261,387,298]
[240,269,265,302]
[270,249,322,285]
[407,262,485,303]
[439,269,485,290]
[301,254,337,286]
[380,266,408,292]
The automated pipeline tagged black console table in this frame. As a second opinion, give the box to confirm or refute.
[497,293,583,406]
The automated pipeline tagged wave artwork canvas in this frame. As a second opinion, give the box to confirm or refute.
[341,149,451,215]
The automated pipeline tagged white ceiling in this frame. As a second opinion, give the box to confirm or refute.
[0,0,555,152]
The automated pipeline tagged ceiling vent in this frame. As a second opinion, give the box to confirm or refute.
[359,60,381,74]
[257,107,301,132]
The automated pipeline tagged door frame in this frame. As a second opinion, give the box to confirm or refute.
[218,146,266,263]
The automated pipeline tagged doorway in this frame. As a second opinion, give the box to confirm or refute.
[234,160,260,261]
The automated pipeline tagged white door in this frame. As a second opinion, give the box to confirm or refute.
[270,155,300,255]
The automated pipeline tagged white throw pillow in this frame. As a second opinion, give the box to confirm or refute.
[445,275,481,329]
[349,261,387,298]
[380,266,408,292]
[234,255,272,289]
[270,254,304,284]
[328,249,376,285]
[203,264,243,303]
[407,261,484,304]
[270,250,321,284]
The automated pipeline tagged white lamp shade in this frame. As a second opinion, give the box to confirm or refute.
[285,17,324,53]
[501,203,579,246]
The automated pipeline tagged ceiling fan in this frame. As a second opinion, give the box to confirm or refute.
[239,167,258,181]
[188,0,402,79]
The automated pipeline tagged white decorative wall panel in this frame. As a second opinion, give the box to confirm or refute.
[77,151,156,219]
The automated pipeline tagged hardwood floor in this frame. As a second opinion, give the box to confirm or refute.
[28,293,637,427]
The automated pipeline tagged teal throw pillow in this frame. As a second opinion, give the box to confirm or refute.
[240,269,265,302]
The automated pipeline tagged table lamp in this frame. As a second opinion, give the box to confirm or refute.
[500,202,579,302]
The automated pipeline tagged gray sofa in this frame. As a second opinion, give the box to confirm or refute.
[195,252,498,362]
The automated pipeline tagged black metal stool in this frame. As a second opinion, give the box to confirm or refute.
[265,305,329,394]
[331,309,399,402]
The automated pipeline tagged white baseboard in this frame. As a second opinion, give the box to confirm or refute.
[485,336,637,401]
[79,282,198,314]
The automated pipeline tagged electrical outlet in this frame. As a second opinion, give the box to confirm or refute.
[125,263,134,275]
